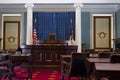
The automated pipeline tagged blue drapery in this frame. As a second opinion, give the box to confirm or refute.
[33,12,75,40]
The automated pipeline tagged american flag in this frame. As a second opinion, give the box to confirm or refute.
[33,18,37,44]
[69,18,73,40]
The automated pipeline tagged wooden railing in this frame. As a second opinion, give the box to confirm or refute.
[20,42,78,67]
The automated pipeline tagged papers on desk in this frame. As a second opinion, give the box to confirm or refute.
[15,51,21,54]
[0,53,9,56]
[0,53,9,60]
[21,54,31,56]
[89,54,99,57]
[14,51,31,56]
[13,54,21,56]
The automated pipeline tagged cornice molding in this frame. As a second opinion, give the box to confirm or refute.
[74,3,83,8]
[115,5,120,12]
[25,3,34,8]
[0,4,118,13]
[1,0,120,4]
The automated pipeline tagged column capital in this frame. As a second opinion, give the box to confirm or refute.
[25,3,34,8]
[74,3,83,8]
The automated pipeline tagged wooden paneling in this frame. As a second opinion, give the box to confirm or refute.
[20,41,78,67]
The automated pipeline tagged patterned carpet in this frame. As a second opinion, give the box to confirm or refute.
[14,69,62,80]
[1,66,89,80]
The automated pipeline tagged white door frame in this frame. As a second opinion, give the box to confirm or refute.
[1,14,21,50]
[91,14,114,50]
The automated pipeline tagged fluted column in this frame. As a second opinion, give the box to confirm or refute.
[74,3,83,52]
[25,3,34,45]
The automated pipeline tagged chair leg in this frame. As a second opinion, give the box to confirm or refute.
[78,77,81,80]
[8,77,12,80]
[0,75,1,80]
[81,77,84,80]
[88,76,91,80]
[68,76,71,80]
[61,75,64,80]
[84,77,86,80]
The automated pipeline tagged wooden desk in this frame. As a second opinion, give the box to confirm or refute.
[87,58,110,75]
[89,54,99,58]
[61,55,109,63]
[0,60,10,65]
[0,53,11,79]
[87,58,110,63]
[10,54,32,79]
[61,53,99,59]
[61,55,71,59]
[21,44,78,67]
[0,53,10,60]
[61,55,111,77]
[95,63,120,80]
[61,55,71,63]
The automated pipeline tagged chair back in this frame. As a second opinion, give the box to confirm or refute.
[110,54,120,63]
[69,52,90,77]
[0,55,6,60]
[48,33,56,40]
[73,52,89,58]
[98,52,110,58]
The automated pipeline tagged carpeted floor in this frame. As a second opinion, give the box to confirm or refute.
[1,66,92,80]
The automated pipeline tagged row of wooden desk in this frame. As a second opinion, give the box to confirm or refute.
[61,54,120,80]
[95,63,120,80]
[21,44,78,67]
[0,53,32,80]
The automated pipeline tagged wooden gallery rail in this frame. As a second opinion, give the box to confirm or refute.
[20,43,78,68]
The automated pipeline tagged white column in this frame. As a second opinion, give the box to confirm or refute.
[74,3,83,52]
[25,3,34,45]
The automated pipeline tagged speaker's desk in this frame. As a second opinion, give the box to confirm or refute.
[21,41,78,67]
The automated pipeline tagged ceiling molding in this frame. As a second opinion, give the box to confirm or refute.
[0,0,120,4]
[0,4,119,12]
[115,5,120,11]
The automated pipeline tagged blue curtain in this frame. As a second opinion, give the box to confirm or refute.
[33,12,75,40]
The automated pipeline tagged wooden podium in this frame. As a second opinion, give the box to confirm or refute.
[36,40,68,45]
[21,40,78,68]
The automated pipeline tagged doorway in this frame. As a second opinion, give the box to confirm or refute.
[91,14,115,51]
[1,14,21,51]
[3,21,20,50]
[93,16,111,51]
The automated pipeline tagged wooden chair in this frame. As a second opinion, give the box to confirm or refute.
[0,54,14,80]
[110,54,120,63]
[48,33,56,40]
[98,52,110,58]
[61,52,91,80]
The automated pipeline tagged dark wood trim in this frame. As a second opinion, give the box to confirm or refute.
[20,44,78,67]
[94,16,111,49]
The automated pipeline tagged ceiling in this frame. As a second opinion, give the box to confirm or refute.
[0,3,120,12]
